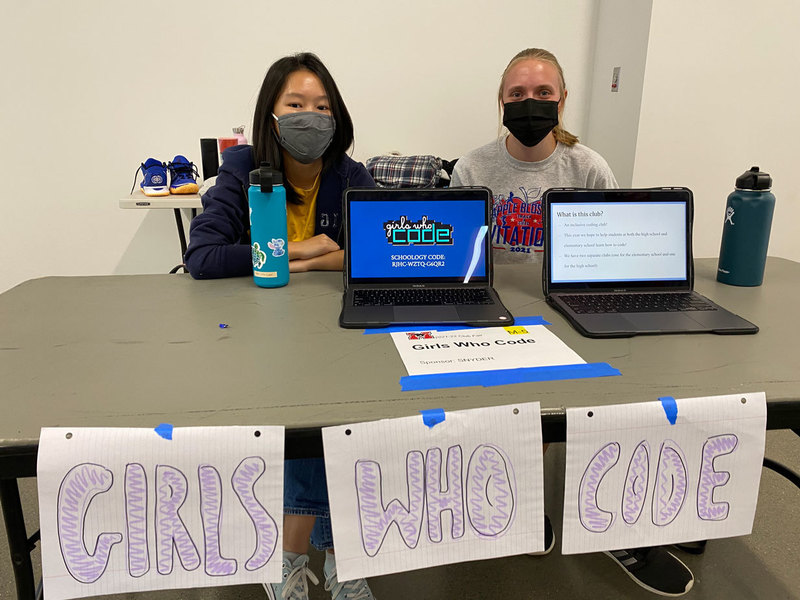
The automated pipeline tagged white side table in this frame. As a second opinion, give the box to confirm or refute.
[120,190,203,265]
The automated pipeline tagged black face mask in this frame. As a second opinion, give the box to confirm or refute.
[502,98,560,147]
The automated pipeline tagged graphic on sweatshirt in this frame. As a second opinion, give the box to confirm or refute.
[491,187,544,253]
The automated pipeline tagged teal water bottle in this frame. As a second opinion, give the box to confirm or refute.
[248,162,289,288]
[717,166,775,286]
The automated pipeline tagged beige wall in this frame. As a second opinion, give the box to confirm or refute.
[632,0,798,261]
[0,0,597,293]
[583,0,653,188]
[3,0,795,294]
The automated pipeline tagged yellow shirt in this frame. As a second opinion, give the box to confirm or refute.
[286,173,321,242]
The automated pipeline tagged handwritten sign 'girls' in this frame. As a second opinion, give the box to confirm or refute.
[322,403,545,581]
[562,393,766,554]
[37,426,284,600]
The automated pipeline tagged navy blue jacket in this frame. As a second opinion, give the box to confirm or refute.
[185,145,375,279]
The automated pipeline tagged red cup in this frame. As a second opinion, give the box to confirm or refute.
[218,137,238,154]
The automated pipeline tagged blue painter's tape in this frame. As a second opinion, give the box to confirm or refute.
[400,362,620,391]
[659,396,678,425]
[154,423,174,440]
[420,408,446,428]
[363,315,551,335]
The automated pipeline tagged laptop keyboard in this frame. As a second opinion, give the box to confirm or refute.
[353,288,494,307]
[560,292,716,314]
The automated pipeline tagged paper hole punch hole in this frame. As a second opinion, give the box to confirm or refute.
[741,397,747,404]
[513,408,519,415]
[345,429,352,436]
[587,411,594,418]
[65,432,73,440]
[254,430,261,438]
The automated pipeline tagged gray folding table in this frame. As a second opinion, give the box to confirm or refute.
[2,258,798,599]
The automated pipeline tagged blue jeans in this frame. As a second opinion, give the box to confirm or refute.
[284,457,333,551]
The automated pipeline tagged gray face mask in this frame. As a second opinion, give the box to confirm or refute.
[272,112,336,164]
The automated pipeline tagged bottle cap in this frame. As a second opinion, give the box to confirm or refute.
[735,166,772,191]
[249,162,283,188]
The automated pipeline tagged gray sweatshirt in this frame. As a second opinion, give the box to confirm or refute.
[451,136,618,263]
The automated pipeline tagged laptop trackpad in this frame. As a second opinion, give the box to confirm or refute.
[394,306,460,323]
[625,312,704,331]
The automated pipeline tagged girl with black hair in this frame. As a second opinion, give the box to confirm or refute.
[185,53,376,600]
[186,52,375,278]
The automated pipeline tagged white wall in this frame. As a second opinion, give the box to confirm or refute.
[7,0,792,294]
[583,0,653,187]
[0,0,598,293]
[632,0,799,260]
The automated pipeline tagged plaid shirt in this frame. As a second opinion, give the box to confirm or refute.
[365,155,443,188]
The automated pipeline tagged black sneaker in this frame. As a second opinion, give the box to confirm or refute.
[673,540,707,555]
[604,546,694,596]
[528,514,555,556]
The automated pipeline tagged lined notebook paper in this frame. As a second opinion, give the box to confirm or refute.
[323,403,544,581]
[37,426,284,600]
[562,392,766,554]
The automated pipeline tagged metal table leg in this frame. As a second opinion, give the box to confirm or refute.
[0,479,36,600]
[173,208,188,262]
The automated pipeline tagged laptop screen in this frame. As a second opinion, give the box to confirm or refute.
[345,188,491,285]
[544,188,693,291]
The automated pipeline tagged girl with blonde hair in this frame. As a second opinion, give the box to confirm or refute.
[451,48,617,264]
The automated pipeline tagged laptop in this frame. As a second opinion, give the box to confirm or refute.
[541,187,758,338]
[339,187,514,329]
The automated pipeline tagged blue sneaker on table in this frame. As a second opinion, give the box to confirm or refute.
[131,158,169,197]
[167,155,200,194]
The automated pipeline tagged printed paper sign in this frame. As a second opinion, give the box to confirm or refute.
[391,325,584,376]
[562,392,766,554]
[323,403,544,581]
[37,426,284,600]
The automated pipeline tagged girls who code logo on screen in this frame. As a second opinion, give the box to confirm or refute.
[384,215,453,269]
[348,200,486,278]
[383,215,454,246]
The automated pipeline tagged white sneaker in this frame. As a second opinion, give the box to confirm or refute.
[324,559,376,600]
[264,553,319,600]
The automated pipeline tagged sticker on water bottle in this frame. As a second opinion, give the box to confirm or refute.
[254,271,278,278]
[267,238,286,257]
[252,242,267,269]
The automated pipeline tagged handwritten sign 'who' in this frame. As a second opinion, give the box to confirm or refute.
[323,403,545,581]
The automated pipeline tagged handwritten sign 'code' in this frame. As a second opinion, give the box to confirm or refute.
[562,393,766,554]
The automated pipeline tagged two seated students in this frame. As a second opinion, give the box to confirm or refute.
[184,51,693,600]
